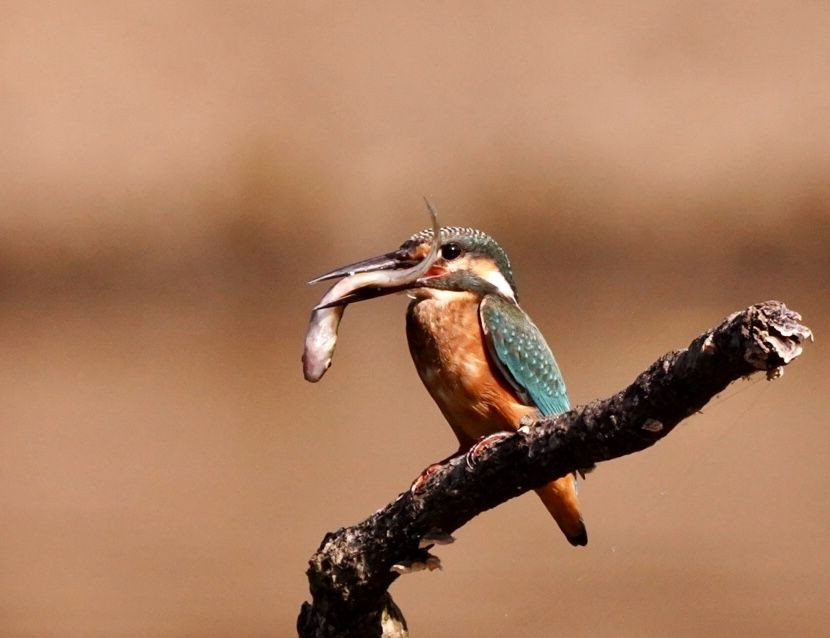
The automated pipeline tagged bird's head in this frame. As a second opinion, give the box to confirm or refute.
[310,226,518,306]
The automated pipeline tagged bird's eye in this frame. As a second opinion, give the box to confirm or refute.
[441,243,462,260]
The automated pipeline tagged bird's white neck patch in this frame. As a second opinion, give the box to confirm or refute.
[480,269,516,300]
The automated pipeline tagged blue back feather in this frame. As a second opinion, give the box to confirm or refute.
[480,295,569,416]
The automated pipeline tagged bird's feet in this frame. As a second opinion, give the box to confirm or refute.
[410,447,470,494]
[465,431,513,470]
[410,462,444,494]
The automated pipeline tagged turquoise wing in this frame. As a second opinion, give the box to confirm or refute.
[479,294,570,416]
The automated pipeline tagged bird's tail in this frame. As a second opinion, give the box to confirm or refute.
[534,474,588,546]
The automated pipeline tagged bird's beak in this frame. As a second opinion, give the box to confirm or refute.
[308,249,418,284]
[309,248,425,309]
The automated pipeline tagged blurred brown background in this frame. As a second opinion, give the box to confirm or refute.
[1,2,828,637]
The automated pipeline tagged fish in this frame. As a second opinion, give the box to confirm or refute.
[302,202,442,382]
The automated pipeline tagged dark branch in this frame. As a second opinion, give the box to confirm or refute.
[297,301,812,638]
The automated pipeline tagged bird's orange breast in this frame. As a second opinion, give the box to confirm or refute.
[406,293,536,447]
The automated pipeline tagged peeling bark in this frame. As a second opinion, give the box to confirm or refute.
[297,301,812,638]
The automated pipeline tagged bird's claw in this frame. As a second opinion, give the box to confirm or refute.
[465,431,513,470]
[410,463,444,494]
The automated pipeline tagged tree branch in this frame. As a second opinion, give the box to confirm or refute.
[297,301,813,638]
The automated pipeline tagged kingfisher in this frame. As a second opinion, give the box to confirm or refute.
[311,225,587,546]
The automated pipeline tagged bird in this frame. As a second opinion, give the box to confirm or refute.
[311,225,588,546]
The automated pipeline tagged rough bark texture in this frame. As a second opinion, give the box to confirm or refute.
[297,301,812,638]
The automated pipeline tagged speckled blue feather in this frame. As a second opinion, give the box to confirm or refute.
[480,295,570,416]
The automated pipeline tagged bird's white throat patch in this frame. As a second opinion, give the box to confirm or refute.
[480,268,516,300]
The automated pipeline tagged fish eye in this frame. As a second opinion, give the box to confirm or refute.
[441,243,462,260]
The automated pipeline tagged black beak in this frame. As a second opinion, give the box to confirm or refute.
[308,248,418,284]
[308,248,423,309]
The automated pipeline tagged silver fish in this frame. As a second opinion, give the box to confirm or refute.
[302,203,441,382]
